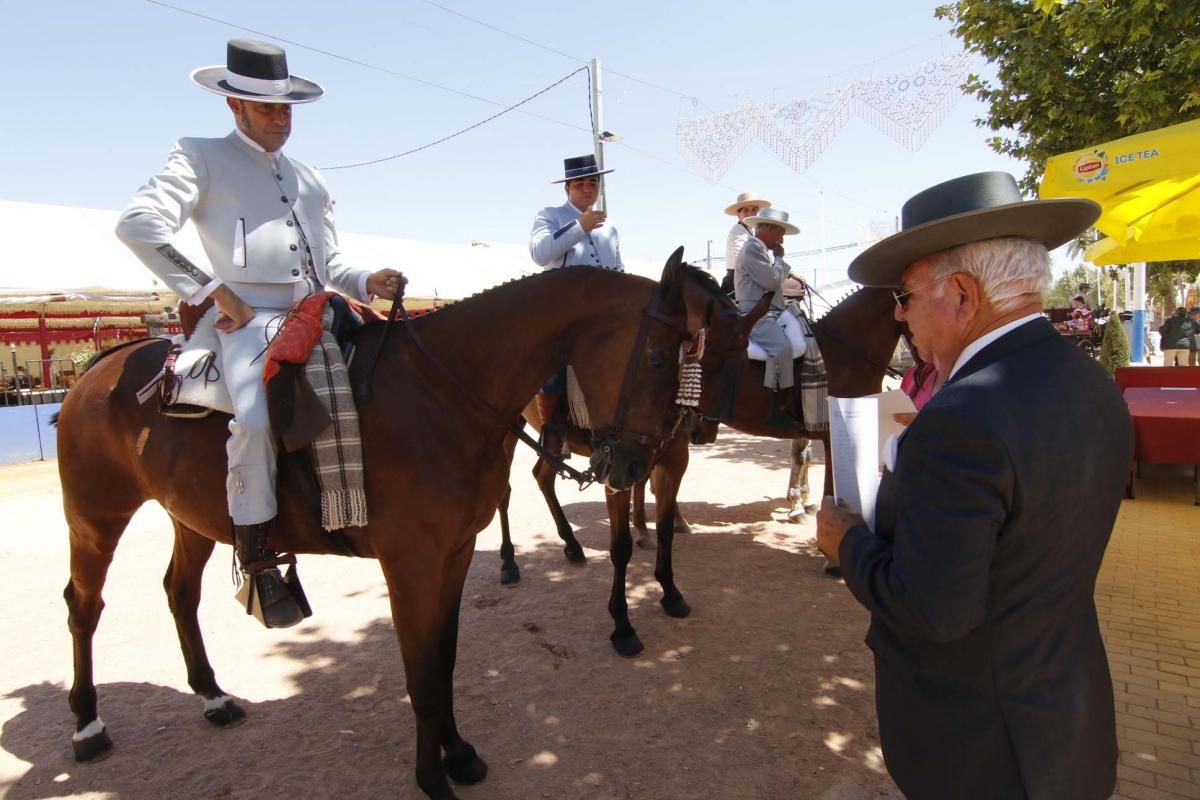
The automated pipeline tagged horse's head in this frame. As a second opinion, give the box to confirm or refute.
[669,257,771,444]
[568,256,695,491]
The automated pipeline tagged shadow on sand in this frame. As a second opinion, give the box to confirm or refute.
[3,523,894,800]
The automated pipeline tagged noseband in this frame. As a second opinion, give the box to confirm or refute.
[589,292,694,479]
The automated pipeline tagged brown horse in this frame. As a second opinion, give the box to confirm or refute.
[496,265,770,657]
[690,287,905,514]
[57,259,703,800]
[501,287,902,624]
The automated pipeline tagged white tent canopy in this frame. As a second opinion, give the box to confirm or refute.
[0,199,668,298]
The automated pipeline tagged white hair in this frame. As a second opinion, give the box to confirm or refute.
[924,237,1051,314]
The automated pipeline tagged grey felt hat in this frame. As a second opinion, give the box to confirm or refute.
[848,172,1100,287]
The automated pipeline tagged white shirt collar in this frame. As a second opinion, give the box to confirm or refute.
[234,127,281,160]
[947,312,1044,382]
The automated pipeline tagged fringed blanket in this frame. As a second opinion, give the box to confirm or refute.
[265,292,368,531]
[789,306,829,432]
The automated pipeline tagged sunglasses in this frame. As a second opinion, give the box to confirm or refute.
[892,273,956,309]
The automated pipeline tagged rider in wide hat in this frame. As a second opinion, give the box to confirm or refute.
[116,39,404,628]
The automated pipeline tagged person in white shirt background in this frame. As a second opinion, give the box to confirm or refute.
[721,191,770,294]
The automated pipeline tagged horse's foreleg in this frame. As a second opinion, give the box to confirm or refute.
[786,437,815,523]
[380,551,468,800]
[435,542,487,788]
[812,433,842,577]
[652,450,692,620]
[163,519,245,728]
[64,510,134,762]
[605,490,643,657]
[532,456,585,564]
[631,476,655,549]
[496,484,520,587]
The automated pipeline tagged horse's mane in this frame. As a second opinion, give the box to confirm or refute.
[815,286,865,321]
[399,267,658,329]
[680,263,724,295]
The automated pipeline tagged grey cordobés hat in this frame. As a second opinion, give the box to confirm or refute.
[848,171,1100,288]
[191,39,324,104]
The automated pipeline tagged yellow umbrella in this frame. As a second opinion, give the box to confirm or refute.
[1039,117,1200,263]
[1084,232,1200,266]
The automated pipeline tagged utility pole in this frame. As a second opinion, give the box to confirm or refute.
[706,240,712,272]
[590,58,606,214]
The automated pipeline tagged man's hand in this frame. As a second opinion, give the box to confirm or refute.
[367,268,406,301]
[771,242,785,258]
[578,210,606,232]
[212,285,255,333]
[816,496,864,561]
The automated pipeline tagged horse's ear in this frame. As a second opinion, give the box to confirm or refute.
[658,246,685,288]
[740,292,773,339]
[657,246,686,308]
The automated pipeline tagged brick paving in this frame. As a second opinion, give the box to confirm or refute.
[1101,463,1200,799]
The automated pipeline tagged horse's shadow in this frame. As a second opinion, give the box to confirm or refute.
[3,528,894,800]
[1,617,415,800]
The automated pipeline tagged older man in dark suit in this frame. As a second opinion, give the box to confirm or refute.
[817,172,1133,800]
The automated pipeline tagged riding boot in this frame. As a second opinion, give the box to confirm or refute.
[535,392,571,458]
[233,521,308,629]
[764,387,802,427]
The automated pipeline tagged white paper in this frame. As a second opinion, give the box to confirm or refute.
[826,390,918,532]
[827,396,879,531]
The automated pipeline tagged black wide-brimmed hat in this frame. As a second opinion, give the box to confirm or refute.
[847,171,1100,287]
[190,39,324,104]
[551,154,614,184]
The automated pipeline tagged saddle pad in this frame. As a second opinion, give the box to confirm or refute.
[164,305,234,415]
[747,310,809,361]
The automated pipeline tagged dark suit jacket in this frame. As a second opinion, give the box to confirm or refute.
[839,318,1133,800]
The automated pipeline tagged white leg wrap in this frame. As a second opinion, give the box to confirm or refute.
[204,695,234,712]
[72,717,106,742]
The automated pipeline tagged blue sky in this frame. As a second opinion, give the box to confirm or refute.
[1,0,1039,286]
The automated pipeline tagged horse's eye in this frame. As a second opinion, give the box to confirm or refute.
[649,350,666,368]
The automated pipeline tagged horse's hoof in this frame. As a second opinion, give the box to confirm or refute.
[786,509,808,524]
[563,545,587,565]
[500,564,521,587]
[611,631,644,658]
[72,727,113,763]
[661,595,691,619]
[204,698,246,728]
[823,559,843,579]
[673,521,692,535]
[803,504,819,515]
[635,534,657,551]
[444,743,488,785]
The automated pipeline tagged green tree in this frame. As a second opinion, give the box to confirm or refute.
[1099,313,1130,374]
[937,0,1200,315]
[935,0,1200,194]
[1147,264,1200,313]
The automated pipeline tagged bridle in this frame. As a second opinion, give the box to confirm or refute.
[587,289,694,483]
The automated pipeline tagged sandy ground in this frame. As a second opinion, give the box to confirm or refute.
[0,429,902,800]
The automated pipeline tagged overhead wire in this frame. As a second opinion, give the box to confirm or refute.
[145,0,588,133]
[318,68,588,170]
